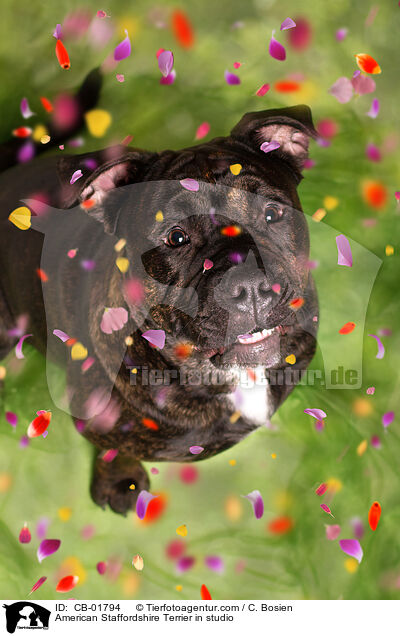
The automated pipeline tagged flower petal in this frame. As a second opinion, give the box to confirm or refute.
[335,28,348,41]
[19,524,31,543]
[203,259,213,272]
[20,98,35,119]
[367,334,385,359]
[336,234,353,267]
[141,329,166,349]
[27,411,51,438]
[53,329,70,342]
[100,307,129,334]
[280,17,296,30]
[260,140,280,153]
[15,334,33,359]
[180,178,199,191]
[329,77,353,103]
[367,98,380,119]
[269,34,286,61]
[339,322,356,335]
[355,53,381,74]
[224,70,241,85]
[325,524,341,540]
[136,490,158,520]
[56,575,79,593]
[37,538,61,563]
[256,83,270,96]
[70,169,83,184]
[320,503,334,516]
[304,408,327,420]
[204,555,224,574]
[195,122,210,140]
[201,583,212,599]
[368,501,381,531]
[315,483,328,496]
[339,539,363,563]
[189,445,204,455]
[243,490,264,519]
[351,74,376,95]
[114,30,131,61]
[382,411,394,427]
[6,411,18,427]
[29,576,47,595]
[132,554,144,571]
[158,50,174,77]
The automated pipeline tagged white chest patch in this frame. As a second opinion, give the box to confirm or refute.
[227,366,271,426]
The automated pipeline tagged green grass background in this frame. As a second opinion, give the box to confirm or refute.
[0,0,400,600]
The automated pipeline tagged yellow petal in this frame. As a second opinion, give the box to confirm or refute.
[271,453,277,459]
[116,257,129,273]
[33,124,48,142]
[176,524,187,537]
[71,342,88,360]
[114,238,127,252]
[58,507,72,522]
[385,245,394,256]
[230,163,242,175]
[323,195,339,211]
[85,109,112,138]
[132,554,144,571]
[312,208,326,222]
[9,206,31,230]
[229,410,241,423]
[224,495,243,521]
[176,584,183,592]
[228,459,236,466]
[155,210,164,222]
[357,439,368,456]
[344,558,358,573]
[285,354,296,365]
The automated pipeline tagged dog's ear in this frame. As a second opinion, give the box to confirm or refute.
[230,105,317,172]
[57,145,156,210]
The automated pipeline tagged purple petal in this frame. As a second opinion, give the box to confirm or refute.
[160,70,176,85]
[260,140,280,153]
[382,411,394,428]
[176,556,195,574]
[224,70,241,85]
[371,435,381,449]
[114,30,131,61]
[158,50,174,77]
[141,329,166,349]
[20,98,35,119]
[339,539,363,563]
[180,178,199,192]
[243,490,264,519]
[335,28,348,41]
[352,70,361,79]
[269,34,286,61]
[15,334,33,359]
[204,555,224,574]
[37,538,61,563]
[100,307,129,334]
[280,17,296,30]
[350,517,364,539]
[189,445,204,455]
[81,259,96,271]
[6,411,18,427]
[367,98,380,119]
[36,517,49,540]
[136,490,158,520]
[53,329,70,342]
[351,74,376,96]
[18,141,35,163]
[29,576,47,595]
[329,77,353,103]
[366,143,381,162]
[70,169,83,185]
[336,234,353,267]
[367,334,385,359]
[53,24,63,40]
[325,524,341,540]
[304,408,327,420]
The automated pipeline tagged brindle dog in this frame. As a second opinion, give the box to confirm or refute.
[0,71,318,513]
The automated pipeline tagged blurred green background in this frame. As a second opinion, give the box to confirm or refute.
[1,0,400,601]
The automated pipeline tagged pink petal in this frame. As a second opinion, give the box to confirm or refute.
[320,503,334,516]
[189,445,204,455]
[158,50,174,77]
[116,74,125,83]
[160,70,176,85]
[180,178,199,191]
[20,97,35,119]
[395,191,400,202]
[382,411,394,427]
[53,24,63,39]
[315,419,324,431]
[53,329,70,342]
[335,28,348,41]
[325,524,341,540]
[269,34,286,61]
[203,259,213,272]
[141,329,166,349]
[366,386,375,395]
[29,576,47,595]
[18,141,35,163]
[366,143,381,162]
[339,539,363,563]
[304,408,327,420]
[102,449,118,462]
[97,561,107,574]
[371,435,381,449]
[136,490,158,520]
[100,307,129,334]
[150,467,159,475]
[336,234,353,267]
[6,411,18,427]
[256,83,270,97]
[81,357,95,372]
[272,283,281,293]
[329,77,353,103]
[204,555,224,574]
[114,30,131,61]
[243,490,264,519]
[350,517,364,539]
[367,334,385,359]
[367,98,380,119]
[19,524,31,543]
[15,334,33,359]
[280,17,296,30]
[351,74,376,95]
[70,169,83,184]
[195,122,210,140]
[124,278,144,305]
[37,538,61,563]
[176,556,195,574]
[260,140,280,153]
[315,483,328,496]
[224,70,241,85]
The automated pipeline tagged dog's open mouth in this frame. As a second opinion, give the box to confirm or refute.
[236,325,283,345]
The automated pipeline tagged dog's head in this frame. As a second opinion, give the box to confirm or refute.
[59,105,318,410]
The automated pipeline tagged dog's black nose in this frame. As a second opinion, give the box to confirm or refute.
[226,269,278,314]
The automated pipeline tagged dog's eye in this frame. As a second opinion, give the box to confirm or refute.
[264,204,284,224]
[165,227,190,247]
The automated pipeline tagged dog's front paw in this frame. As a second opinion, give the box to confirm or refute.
[90,455,150,515]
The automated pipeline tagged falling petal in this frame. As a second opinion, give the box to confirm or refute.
[116,73,125,83]
[256,83,270,96]
[70,169,83,185]
[268,516,294,534]
[339,539,363,563]
[180,178,199,191]
[20,98,35,119]
[269,33,286,61]
[371,435,381,448]
[224,70,241,85]
[280,17,296,30]
[53,329,70,342]
[160,70,176,85]
[100,307,129,334]
[37,538,61,563]
[230,163,242,175]
[336,28,348,41]
[141,329,165,349]
[368,501,381,530]
[289,297,304,310]
[366,143,381,162]
[315,483,328,496]
[15,334,33,359]
[29,576,47,595]
[367,98,380,119]
[204,555,224,574]
[85,109,112,138]
[203,259,213,273]
[6,411,18,427]
[53,24,63,39]
[329,77,353,103]
[96,561,107,575]
[55,40,70,70]
[176,556,195,573]
[304,408,327,420]
[368,334,385,359]
[158,50,174,77]
[12,126,32,138]
[195,122,210,140]
[19,524,31,543]
[176,524,187,537]
[201,584,212,600]
[350,517,364,539]
[136,490,158,520]
[102,449,118,462]
[189,445,204,455]
[336,234,353,267]
[382,411,394,427]
[339,322,356,335]
[325,524,341,540]
[355,53,381,74]
[260,140,280,153]
[351,74,376,95]
[27,411,51,438]
[243,490,264,519]
[320,503,334,516]
[36,517,49,540]
[114,30,131,61]
[56,575,79,593]
[18,141,35,163]
[366,386,375,395]
[172,10,195,48]
[287,17,312,50]
[132,554,144,571]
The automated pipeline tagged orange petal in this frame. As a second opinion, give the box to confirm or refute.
[201,584,212,600]
[368,501,381,531]
[339,321,355,335]
[355,53,381,74]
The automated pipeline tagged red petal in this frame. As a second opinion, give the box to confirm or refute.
[201,584,212,600]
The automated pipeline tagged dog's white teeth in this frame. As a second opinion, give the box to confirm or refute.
[237,327,276,345]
